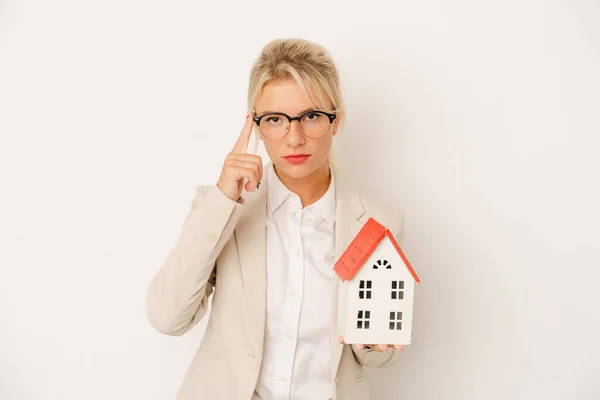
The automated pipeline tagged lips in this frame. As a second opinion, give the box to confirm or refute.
[283,154,311,164]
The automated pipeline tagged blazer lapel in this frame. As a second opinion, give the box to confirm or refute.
[330,171,368,383]
[234,179,268,355]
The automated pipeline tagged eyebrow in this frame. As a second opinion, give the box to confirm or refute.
[255,107,318,115]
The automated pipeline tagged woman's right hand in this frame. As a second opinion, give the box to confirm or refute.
[217,113,263,201]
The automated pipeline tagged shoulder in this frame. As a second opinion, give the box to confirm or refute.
[333,167,404,232]
[360,191,404,224]
[352,187,405,243]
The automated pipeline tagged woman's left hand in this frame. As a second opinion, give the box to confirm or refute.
[338,336,404,352]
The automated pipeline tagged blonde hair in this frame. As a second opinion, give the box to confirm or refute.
[247,38,345,169]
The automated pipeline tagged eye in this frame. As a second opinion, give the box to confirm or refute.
[305,112,321,121]
[265,116,281,124]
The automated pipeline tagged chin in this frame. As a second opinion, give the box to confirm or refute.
[274,160,322,180]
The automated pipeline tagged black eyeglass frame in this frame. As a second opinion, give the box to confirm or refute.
[252,110,337,139]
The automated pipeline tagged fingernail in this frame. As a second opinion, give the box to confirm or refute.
[256,181,261,189]
[246,113,249,119]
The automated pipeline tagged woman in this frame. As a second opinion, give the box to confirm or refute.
[146,38,406,400]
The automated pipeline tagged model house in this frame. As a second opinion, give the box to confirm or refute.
[335,217,420,345]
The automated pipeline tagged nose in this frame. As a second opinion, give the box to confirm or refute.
[285,119,306,147]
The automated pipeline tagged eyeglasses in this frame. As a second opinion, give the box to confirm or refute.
[252,110,337,140]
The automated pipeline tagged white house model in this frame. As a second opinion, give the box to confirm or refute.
[335,217,420,345]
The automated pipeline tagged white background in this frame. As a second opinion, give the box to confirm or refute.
[1,0,599,399]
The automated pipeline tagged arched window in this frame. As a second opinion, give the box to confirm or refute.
[373,259,391,269]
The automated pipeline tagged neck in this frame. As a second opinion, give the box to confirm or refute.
[274,162,331,208]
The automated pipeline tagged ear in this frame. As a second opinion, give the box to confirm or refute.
[332,117,340,136]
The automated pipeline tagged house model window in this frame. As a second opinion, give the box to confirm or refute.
[358,280,372,299]
[389,311,402,330]
[334,217,421,345]
[357,310,371,329]
[391,280,404,299]
[373,259,391,269]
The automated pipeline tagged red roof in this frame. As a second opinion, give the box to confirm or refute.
[333,217,420,283]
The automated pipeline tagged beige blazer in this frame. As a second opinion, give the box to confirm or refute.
[146,163,405,400]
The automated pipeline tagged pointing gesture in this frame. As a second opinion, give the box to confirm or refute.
[217,113,263,201]
[232,112,254,154]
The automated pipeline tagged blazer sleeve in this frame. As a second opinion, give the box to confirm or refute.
[146,184,244,336]
[351,209,405,368]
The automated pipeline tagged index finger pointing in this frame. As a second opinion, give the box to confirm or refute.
[232,112,255,154]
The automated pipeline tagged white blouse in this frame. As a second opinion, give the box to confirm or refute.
[254,162,337,400]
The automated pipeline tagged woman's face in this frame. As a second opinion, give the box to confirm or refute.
[254,79,339,181]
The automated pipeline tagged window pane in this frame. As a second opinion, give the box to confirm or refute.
[399,291,404,300]
[365,321,370,329]
[392,281,397,289]
[367,281,372,289]
[397,322,402,330]
[390,311,395,320]
[365,311,370,319]
[357,320,363,329]
[358,310,363,319]
[360,280,365,289]
[391,291,397,299]
[397,312,402,320]
[389,322,395,330]
[359,291,364,299]
[399,281,404,289]
[366,291,371,299]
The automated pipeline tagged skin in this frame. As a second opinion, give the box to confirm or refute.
[217,78,404,353]
[253,78,337,207]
